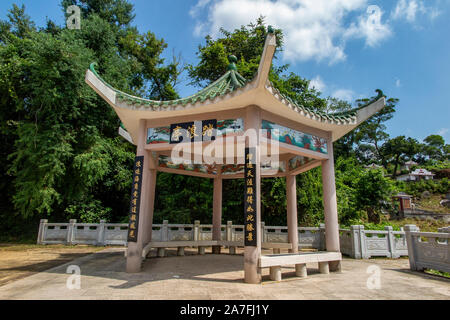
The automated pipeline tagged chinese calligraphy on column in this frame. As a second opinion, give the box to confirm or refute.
[127,156,144,242]
[245,147,257,246]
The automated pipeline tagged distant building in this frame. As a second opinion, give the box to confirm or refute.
[364,163,383,170]
[392,193,413,213]
[401,160,418,172]
[396,168,435,181]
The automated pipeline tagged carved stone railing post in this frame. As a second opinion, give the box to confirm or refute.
[194,220,200,241]
[97,220,106,246]
[162,220,169,241]
[385,226,397,258]
[359,225,369,259]
[319,223,326,251]
[67,219,77,245]
[37,219,48,245]
[404,224,420,271]
[261,221,266,243]
[226,221,232,241]
[350,225,361,259]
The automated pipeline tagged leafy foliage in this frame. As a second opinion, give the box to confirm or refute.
[0,1,180,229]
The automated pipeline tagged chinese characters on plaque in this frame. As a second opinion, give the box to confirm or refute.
[170,120,217,144]
[127,156,144,242]
[244,147,257,246]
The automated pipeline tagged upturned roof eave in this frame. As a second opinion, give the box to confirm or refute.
[85,67,385,144]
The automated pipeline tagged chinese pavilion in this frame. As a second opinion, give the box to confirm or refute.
[85,28,386,284]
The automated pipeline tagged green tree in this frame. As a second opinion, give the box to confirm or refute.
[0,1,180,227]
[381,136,421,177]
[355,169,396,223]
[353,96,398,166]
[421,134,447,163]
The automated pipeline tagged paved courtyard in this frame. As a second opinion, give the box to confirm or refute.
[0,247,448,300]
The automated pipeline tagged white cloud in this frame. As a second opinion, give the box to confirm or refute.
[345,5,392,47]
[309,76,326,92]
[395,79,402,87]
[438,128,449,136]
[391,0,441,23]
[332,89,355,102]
[190,0,212,18]
[191,0,393,64]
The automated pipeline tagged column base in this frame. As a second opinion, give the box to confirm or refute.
[157,248,165,257]
[295,264,307,278]
[126,255,142,273]
[212,246,221,254]
[319,262,330,274]
[270,266,282,281]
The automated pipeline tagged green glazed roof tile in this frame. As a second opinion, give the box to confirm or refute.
[89,48,383,125]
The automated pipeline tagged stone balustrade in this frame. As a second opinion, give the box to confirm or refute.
[405,225,449,274]
[37,219,439,259]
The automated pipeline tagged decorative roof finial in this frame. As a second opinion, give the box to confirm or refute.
[375,89,385,99]
[228,55,238,71]
[267,25,274,34]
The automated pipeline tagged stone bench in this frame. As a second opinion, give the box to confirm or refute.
[137,241,296,258]
[141,241,220,258]
[262,242,293,254]
[220,242,293,255]
[259,251,342,281]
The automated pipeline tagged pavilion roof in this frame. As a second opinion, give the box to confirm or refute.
[88,57,248,110]
[85,29,386,144]
[87,61,382,125]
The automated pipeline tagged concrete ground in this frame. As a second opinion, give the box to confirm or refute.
[0,247,448,300]
[0,244,104,287]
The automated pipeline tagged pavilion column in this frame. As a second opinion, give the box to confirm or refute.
[286,175,299,254]
[321,134,341,272]
[126,120,156,273]
[143,168,157,245]
[244,106,262,284]
[212,176,223,254]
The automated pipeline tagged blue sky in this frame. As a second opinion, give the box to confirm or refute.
[1,0,449,143]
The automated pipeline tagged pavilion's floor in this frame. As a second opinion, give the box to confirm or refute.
[0,247,448,300]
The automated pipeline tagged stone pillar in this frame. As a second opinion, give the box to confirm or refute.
[404,224,420,271]
[162,220,169,241]
[226,221,233,241]
[97,220,106,246]
[143,169,157,245]
[37,219,48,245]
[286,175,299,254]
[212,177,223,254]
[244,105,262,284]
[67,219,77,245]
[385,226,398,258]
[194,220,200,241]
[350,225,363,259]
[321,135,341,272]
[126,119,156,273]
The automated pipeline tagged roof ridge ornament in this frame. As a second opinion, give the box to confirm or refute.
[228,55,238,71]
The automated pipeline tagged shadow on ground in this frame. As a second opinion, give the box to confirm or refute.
[33,248,326,289]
